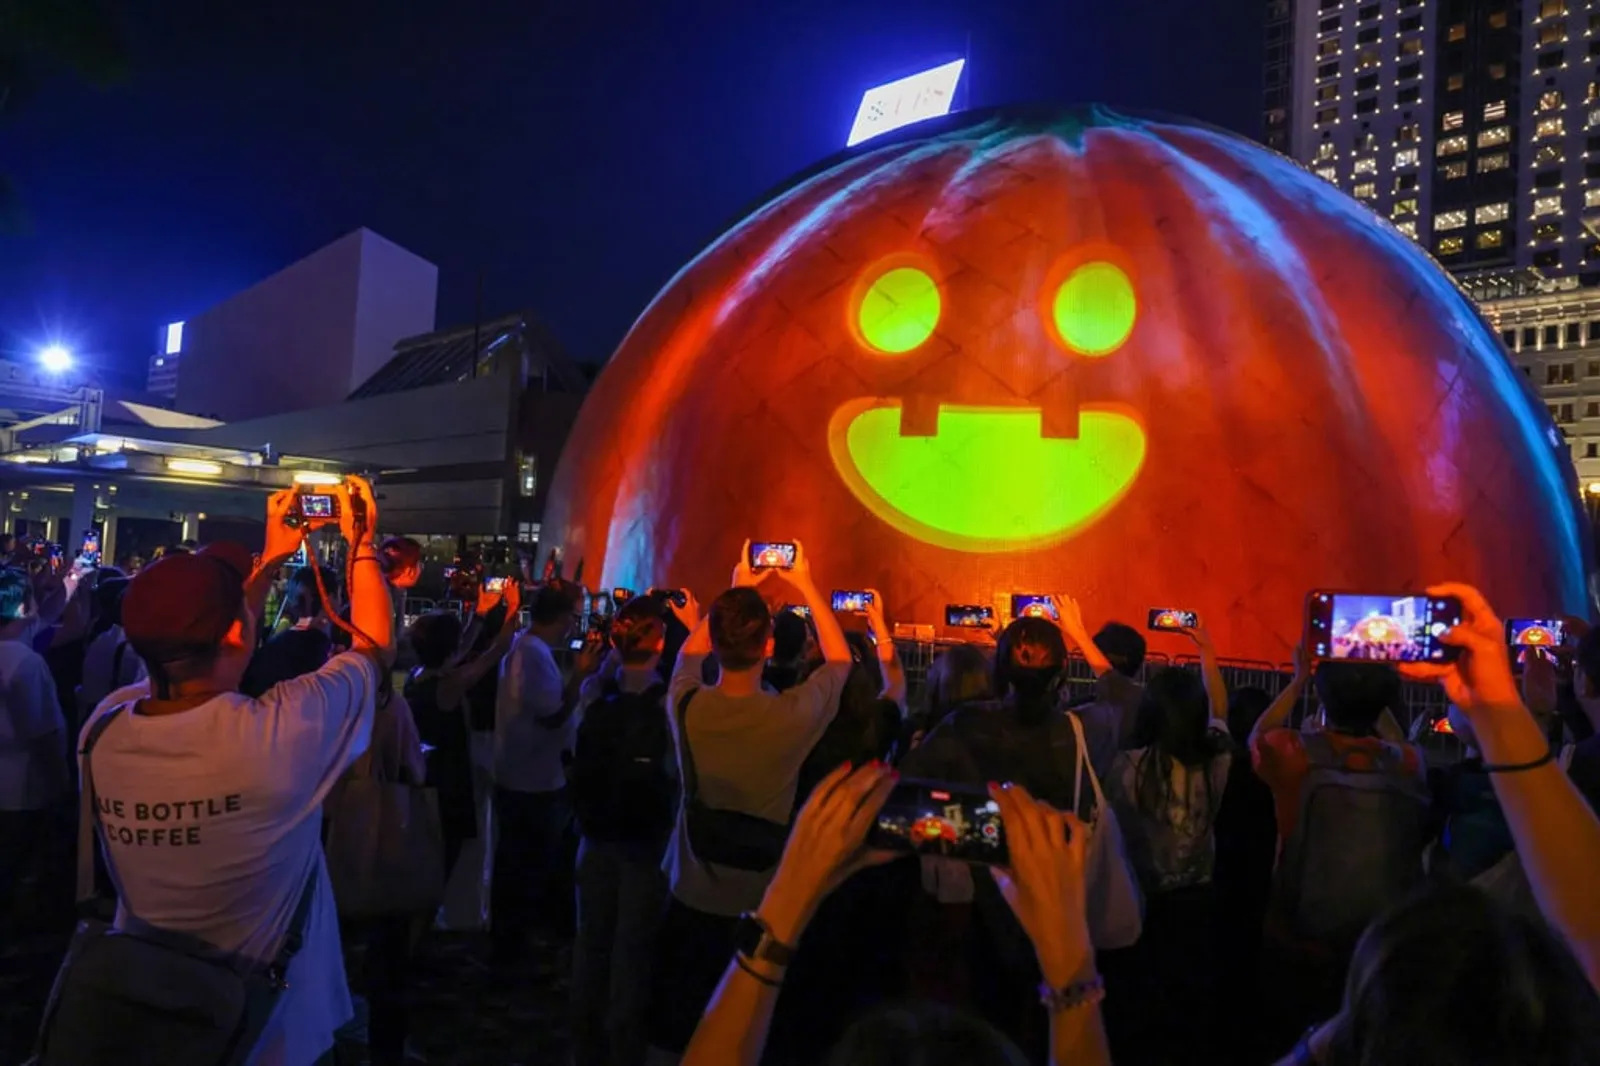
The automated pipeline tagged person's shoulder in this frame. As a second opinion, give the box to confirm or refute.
[1252,725,1304,759]
[0,638,47,670]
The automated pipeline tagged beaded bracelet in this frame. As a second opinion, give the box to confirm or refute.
[1037,974,1105,1014]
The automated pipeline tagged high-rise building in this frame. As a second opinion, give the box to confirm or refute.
[146,352,179,399]
[1266,0,1600,480]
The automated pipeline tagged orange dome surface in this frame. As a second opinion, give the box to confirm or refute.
[544,107,1590,661]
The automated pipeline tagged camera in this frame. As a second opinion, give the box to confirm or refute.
[647,587,689,609]
[286,490,340,530]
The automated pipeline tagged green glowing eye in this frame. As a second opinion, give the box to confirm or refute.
[857,267,940,353]
[1052,261,1136,356]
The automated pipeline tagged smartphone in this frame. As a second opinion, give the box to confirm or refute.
[442,565,458,580]
[1010,594,1058,621]
[946,604,994,628]
[831,589,875,613]
[613,587,635,604]
[786,604,813,618]
[80,531,101,568]
[568,637,585,652]
[1306,592,1464,663]
[483,576,509,593]
[1148,608,1199,631]
[866,778,1009,866]
[749,541,798,570]
[1506,617,1565,649]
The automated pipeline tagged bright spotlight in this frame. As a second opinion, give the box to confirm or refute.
[38,345,73,373]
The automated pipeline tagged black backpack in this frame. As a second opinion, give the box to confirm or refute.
[569,681,676,845]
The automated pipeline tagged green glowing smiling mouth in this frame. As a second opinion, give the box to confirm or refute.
[827,399,1147,552]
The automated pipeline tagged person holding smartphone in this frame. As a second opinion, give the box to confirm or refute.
[646,539,852,1061]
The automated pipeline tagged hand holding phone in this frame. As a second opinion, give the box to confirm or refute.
[867,779,1010,865]
[748,541,798,572]
[831,589,875,613]
[1306,591,1463,663]
[1148,608,1199,631]
[986,781,1092,988]
[1011,594,1059,622]
[946,604,994,629]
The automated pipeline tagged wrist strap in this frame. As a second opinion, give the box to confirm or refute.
[1483,749,1556,774]
[1037,974,1105,1014]
[734,953,782,987]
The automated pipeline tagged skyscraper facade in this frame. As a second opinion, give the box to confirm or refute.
[1266,0,1600,480]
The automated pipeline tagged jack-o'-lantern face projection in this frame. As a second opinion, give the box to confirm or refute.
[830,250,1145,550]
[544,107,1591,661]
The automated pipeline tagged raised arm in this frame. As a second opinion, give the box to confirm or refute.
[342,477,395,665]
[864,589,906,708]
[1184,624,1228,725]
[1404,583,1600,990]
[1053,594,1114,678]
[988,783,1111,1066]
[782,541,849,667]
[1250,643,1309,751]
[681,762,897,1066]
[439,584,523,710]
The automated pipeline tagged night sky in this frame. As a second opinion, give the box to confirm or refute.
[1,0,1264,388]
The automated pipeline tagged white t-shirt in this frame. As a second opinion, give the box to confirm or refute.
[494,632,571,793]
[0,637,69,811]
[663,653,847,916]
[80,651,380,1066]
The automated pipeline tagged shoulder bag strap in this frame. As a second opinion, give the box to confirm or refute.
[265,862,320,984]
[673,688,701,804]
[77,705,130,903]
[110,640,130,688]
[1065,710,1107,821]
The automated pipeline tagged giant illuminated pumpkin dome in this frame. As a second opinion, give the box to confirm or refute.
[544,106,1590,661]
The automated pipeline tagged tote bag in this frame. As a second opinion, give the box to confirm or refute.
[1067,711,1145,949]
[325,770,445,919]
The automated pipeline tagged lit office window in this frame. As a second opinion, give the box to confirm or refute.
[1437,135,1468,156]
[1395,147,1419,167]
[1478,126,1511,147]
[1392,198,1418,218]
[518,453,537,497]
[1434,209,1468,230]
[1485,100,1508,121]
[1395,219,1418,237]
[1354,157,1377,174]
[1437,236,1465,255]
[1316,141,1336,161]
[1536,116,1566,138]
[1476,202,1510,224]
[1540,90,1565,112]
[1477,229,1505,249]
[1443,111,1465,130]
[1353,182,1377,199]
[1478,152,1510,172]
[1315,165,1338,182]
[1535,194,1564,216]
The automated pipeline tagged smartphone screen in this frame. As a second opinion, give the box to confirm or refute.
[867,779,1009,866]
[749,542,797,570]
[1506,618,1565,648]
[1010,594,1058,621]
[483,576,508,593]
[568,637,585,652]
[299,494,336,518]
[1148,608,1199,631]
[786,604,812,618]
[1307,592,1463,663]
[945,604,994,628]
[831,589,875,613]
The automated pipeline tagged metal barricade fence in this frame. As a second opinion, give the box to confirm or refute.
[900,643,1450,736]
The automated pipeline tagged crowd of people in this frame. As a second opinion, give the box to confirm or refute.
[5,478,1600,1065]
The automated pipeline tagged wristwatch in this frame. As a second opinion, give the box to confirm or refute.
[733,912,796,967]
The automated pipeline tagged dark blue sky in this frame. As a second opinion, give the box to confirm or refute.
[1,0,1263,386]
